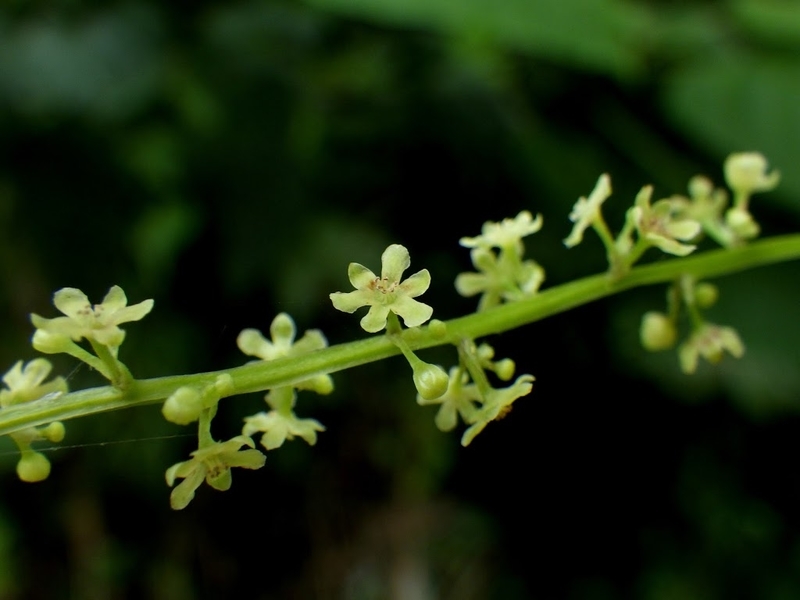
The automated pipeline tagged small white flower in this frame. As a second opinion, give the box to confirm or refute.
[330,244,432,333]
[460,211,543,256]
[31,286,154,348]
[165,435,265,510]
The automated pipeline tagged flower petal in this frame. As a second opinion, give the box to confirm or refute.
[100,286,128,312]
[237,328,273,359]
[269,313,296,348]
[360,304,391,333]
[380,244,410,282]
[53,288,91,320]
[107,299,154,325]
[330,290,372,314]
[398,269,431,298]
[169,467,205,510]
[391,296,433,328]
[348,262,377,288]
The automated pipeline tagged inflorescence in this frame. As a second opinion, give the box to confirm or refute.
[0,152,780,507]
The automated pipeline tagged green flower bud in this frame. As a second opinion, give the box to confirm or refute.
[640,311,677,351]
[42,422,65,443]
[428,319,447,338]
[162,387,203,425]
[17,452,51,482]
[688,175,713,200]
[494,358,515,381]
[694,283,718,308]
[413,363,449,401]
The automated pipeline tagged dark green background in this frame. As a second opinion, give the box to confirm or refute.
[1,0,800,597]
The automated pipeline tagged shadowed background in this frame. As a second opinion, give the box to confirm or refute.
[1,0,800,598]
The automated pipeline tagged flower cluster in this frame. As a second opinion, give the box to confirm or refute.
[456,211,545,310]
[417,342,534,446]
[639,276,744,374]
[0,359,68,482]
[237,313,330,451]
[564,152,779,276]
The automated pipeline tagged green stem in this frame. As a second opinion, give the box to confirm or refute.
[1,234,799,437]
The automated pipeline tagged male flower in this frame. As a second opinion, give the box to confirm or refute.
[0,358,67,407]
[31,286,154,348]
[243,387,326,450]
[460,211,543,257]
[627,185,701,257]
[564,173,612,248]
[165,435,266,510]
[330,244,433,333]
[679,323,744,374]
[238,312,332,394]
[461,375,535,447]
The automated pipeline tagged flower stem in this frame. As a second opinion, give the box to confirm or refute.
[1,234,799,437]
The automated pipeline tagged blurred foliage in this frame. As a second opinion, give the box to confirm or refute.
[0,0,799,597]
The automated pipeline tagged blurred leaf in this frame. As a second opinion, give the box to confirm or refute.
[0,5,164,119]
[306,0,649,76]
[731,0,800,48]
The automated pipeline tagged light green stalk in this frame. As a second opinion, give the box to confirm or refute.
[1,233,799,437]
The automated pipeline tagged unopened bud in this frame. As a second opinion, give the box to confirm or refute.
[162,387,203,425]
[413,363,449,401]
[640,312,677,351]
[17,452,51,482]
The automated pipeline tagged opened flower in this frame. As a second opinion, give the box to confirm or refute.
[679,323,744,374]
[460,211,543,257]
[243,387,325,450]
[628,185,701,257]
[31,286,154,348]
[0,358,67,407]
[564,173,612,248]
[330,244,433,333]
[724,152,779,199]
[461,375,534,447]
[165,435,266,510]
[238,313,332,394]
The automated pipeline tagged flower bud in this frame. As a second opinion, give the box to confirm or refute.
[428,319,447,338]
[694,283,718,309]
[640,311,677,351]
[162,387,203,425]
[725,207,760,239]
[494,358,515,381]
[688,175,713,200]
[413,363,449,401]
[42,422,65,443]
[17,452,51,482]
